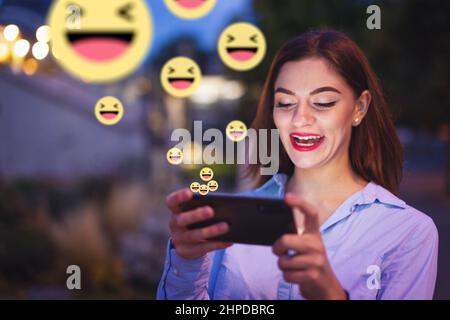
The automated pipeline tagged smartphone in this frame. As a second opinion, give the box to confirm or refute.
[180,193,297,246]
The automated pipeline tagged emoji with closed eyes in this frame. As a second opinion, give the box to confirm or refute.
[160,56,202,98]
[164,0,217,20]
[199,167,213,182]
[166,147,183,165]
[95,96,124,125]
[207,180,218,192]
[218,22,266,71]
[48,0,153,83]
[198,184,209,196]
[226,120,247,142]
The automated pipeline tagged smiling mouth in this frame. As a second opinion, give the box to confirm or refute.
[191,186,199,192]
[226,47,258,61]
[199,189,208,194]
[175,0,206,9]
[169,155,181,161]
[100,110,119,120]
[168,77,194,90]
[67,32,134,62]
[229,130,244,138]
[201,174,211,179]
[290,134,325,151]
[209,185,217,190]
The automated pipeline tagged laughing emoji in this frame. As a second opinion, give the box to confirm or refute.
[164,0,217,20]
[95,96,124,125]
[190,182,200,193]
[199,167,213,182]
[207,180,218,192]
[218,22,266,71]
[198,184,209,196]
[166,147,183,165]
[226,120,247,142]
[48,0,153,83]
[160,56,202,98]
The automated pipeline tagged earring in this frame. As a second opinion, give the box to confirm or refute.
[354,118,359,124]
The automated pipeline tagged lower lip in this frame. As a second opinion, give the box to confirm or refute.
[290,136,325,152]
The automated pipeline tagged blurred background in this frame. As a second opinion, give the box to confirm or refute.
[0,0,449,299]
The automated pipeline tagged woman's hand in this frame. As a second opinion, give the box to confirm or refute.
[272,193,347,300]
[166,188,232,260]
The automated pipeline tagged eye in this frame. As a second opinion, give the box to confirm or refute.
[168,66,175,74]
[275,102,296,108]
[187,67,195,74]
[227,34,235,43]
[239,125,244,129]
[113,103,119,109]
[100,103,106,109]
[250,34,258,43]
[313,101,336,108]
[230,126,234,129]
[118,3,134,21]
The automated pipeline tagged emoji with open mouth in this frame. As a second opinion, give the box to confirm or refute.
[190,182,200,193]
[164,0,217,20]
[199,167,214,182]
[218,22,266,71]
[160,56,202,98]
[226,120,247,142]
[48,0,153,83]
[95,96,124,125]
[166,147,183,165]
[198,184,209,196]
[207,180,218,192]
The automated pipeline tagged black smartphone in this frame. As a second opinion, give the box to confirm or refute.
[180,193,297,246]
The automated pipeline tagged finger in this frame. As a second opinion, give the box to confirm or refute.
[197,241,233,252]
[285,193,320,234]
[176,206,214,228]
[166,188,192,214]
[278,254,323,271]
[272,234,315,256]
[183,222,229,242]
[282,270,317,284]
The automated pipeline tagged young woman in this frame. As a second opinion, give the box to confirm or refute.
[157,30,438,300]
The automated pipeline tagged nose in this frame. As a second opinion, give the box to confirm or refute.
[292,101,315,127]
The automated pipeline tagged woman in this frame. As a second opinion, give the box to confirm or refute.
[157,30,438,300]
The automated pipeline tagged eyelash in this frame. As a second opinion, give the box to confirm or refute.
[275,101,337,109]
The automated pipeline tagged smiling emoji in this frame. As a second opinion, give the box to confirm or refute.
[207,180,218,192]
[198,184,209,196]
[48,0,153,83]
[190,182,200,193]
[166,147,183,165]
[218,22,266,71]
[95,96,124,125]
[160,56,202,98]
[164,0,217,20]
[226,120,247,142]
[199,167,213,182]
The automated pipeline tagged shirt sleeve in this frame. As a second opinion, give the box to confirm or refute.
[156,238,213,300]
[378,215,439,300]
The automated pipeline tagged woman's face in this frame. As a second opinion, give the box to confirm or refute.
[273,57,366,170]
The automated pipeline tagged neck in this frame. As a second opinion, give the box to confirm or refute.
[287,154,368,204]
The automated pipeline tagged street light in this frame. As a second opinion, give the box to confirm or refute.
[4,24,19,42]
[32,41,49,60]
[36,25,51,43]
[13,39,30,58]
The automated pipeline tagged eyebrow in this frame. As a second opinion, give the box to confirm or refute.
[274,86,342,96]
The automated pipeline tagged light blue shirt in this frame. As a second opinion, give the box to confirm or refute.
[157,174,438,300]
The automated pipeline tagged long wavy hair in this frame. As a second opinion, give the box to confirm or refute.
[246,30,403,195]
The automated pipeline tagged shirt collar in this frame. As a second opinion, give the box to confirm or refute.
[269,173,407,231]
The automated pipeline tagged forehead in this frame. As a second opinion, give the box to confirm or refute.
[275,58,348,94]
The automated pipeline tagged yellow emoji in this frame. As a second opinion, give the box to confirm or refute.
[226,120,247,142]
[164,0,217,20]
[207,180,218,192]
[198,184,209,196]
[190,182,200,193]
[166,147,183,165]
[95,96,124,125]
[218,22,266,71]
[199,167,213,182]
[160,56,202,98]
[48,0,153,83]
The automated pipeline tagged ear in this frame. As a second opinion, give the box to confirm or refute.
[352,90,371,126]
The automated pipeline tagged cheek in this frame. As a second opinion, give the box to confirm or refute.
[273,109,290,132]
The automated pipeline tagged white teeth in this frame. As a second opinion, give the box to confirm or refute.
[291,135,322,140]
[292,134,323,147]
